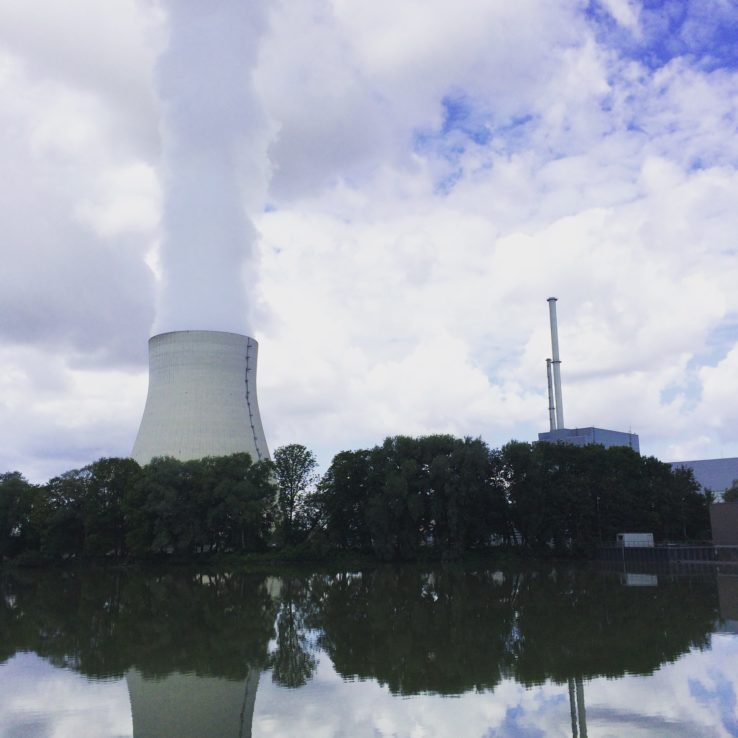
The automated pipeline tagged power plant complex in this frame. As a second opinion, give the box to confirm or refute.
[128,300,737,497]
[535,298,738,493]
[537,297,640,452]
[132,330,269,466]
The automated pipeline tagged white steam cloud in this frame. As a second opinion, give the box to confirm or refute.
[153,1,270,337]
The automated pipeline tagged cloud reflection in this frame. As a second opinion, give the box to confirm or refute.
[0,652,132,738]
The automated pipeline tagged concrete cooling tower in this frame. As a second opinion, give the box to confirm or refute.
[126,668,260,738]
[132,330,269,465]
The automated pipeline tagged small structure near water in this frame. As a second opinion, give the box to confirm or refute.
[616,532,654,548]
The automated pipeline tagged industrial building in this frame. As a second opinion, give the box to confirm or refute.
[710,502,738,545]
[538,426,640,451]
[537,298,640,452]
[670,458,738,496]
[132,330,269,466]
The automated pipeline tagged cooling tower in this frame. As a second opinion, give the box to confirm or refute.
[132,330,269,465]
[126,668,260,738]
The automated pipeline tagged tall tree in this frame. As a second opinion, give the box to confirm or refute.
[319,449,372,551]
[83,457,142,557]
[0,472,37,558]
[273,444,319,545]
[723,480,738,503]
[41,469,89,557]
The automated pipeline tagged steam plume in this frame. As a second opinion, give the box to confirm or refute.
[153,1,269,336]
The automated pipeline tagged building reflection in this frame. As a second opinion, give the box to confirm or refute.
[122,574,314,738]
[717,573,738,633]
[126,668,260,738]
[568,677,587,738]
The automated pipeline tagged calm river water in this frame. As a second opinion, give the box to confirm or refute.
[1,562,737,737]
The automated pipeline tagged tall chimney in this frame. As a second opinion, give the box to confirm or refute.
[547,297,565,430]
[546,358,557,431]
[132,330,269,465]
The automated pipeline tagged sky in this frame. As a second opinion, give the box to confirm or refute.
[1,0,738,481]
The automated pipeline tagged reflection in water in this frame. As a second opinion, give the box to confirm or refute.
[718,574,738,632]
[568,677,587,738]
[126,669,259,738]
[0,563,732,736]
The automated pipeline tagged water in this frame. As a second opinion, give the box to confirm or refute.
[0,563,736,737]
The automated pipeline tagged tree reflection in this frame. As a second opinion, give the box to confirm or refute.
[270,577,317,688]
[309,565,719,694]
[0,563,721,696]
[0,568,277,680]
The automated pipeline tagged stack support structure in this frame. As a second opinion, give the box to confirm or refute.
[546,358,557,431]
[547,297,565,430]
[132,330,269,465]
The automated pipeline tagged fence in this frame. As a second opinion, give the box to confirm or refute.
[597,544,719,564]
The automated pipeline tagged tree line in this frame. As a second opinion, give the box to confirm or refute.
[0,435,713,563]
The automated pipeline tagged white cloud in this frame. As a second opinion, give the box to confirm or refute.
[252,635,738,737]
[2,0,738,477]
[600,0,641,32]
[0,653,132,738]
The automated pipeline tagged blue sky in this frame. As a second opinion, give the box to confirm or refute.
[1,0,738,480]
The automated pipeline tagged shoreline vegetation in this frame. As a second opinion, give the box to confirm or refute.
[0,436,713,567]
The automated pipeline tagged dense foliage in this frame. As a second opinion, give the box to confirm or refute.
[723,480,738,503]
[0,436,713,563]
[1,454,276,562]
[317,437,712,559]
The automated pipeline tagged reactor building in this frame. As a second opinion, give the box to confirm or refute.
[132,330,269,466]
[537,298,640,452]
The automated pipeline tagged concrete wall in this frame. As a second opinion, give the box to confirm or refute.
[132,330,269,465]
[537,427,640,452]
[710,503,738,546]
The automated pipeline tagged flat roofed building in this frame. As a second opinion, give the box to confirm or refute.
[670,458,738,495]
[538,427,640,452]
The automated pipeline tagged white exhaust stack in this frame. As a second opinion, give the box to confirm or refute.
[132,330,269,466]
[546,358,557,431]
[547,297,565,430]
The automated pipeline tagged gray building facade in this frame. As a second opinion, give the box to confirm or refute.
[670,458,738,495]
[538,427,640,452]
[710,502,738,546]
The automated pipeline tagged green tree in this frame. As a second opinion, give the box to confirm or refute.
[273,444,319,545]
[723,480,738,503]
[40,469,88,557]
[83,457,142,557]
[123,454,276,557]
[501,441,552,550]
[318,449,372,551]
[124,456,204,556]
[200,453,277,552]
[364,436,426,560]
[0,472,37,558]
